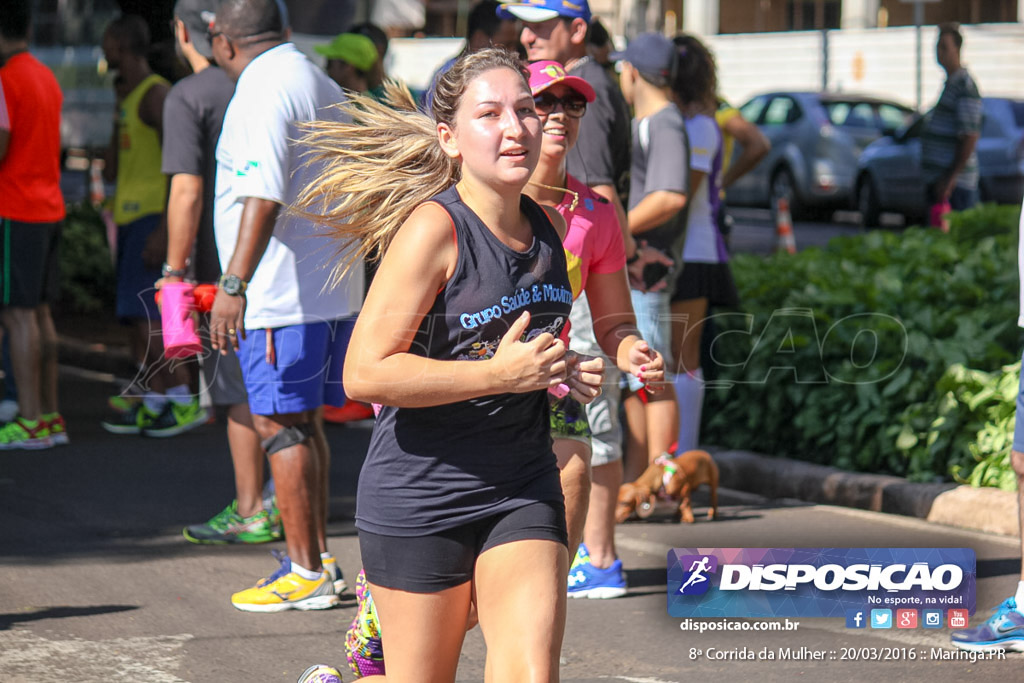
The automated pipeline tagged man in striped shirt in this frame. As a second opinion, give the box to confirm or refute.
[920,22,983,211]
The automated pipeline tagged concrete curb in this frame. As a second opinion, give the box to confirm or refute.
[927,486,1020,537]
[713,449,1019,538]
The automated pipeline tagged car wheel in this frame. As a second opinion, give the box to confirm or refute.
[857,176,881,228]
[770,167,802,219]
[903,211,927,229]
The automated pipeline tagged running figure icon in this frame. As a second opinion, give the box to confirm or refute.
[679,556,712,593]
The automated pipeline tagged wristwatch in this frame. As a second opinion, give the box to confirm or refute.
[218,273,248,296]
[161,262,188,278]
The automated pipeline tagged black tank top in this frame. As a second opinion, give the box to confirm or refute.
[356,186,573,536]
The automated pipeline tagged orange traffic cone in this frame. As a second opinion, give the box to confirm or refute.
[775,197,797,254]
[89,158,106,207]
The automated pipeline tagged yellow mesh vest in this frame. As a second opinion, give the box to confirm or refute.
[113,74,169,225]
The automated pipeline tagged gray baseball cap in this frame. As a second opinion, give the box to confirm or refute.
[174,0,220,59]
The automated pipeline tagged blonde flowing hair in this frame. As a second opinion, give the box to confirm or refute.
[292,47,528,283]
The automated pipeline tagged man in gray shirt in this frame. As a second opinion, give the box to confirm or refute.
[920,23,982,211]
[161,0,281,547]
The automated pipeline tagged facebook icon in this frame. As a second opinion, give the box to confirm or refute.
[846,609,866,629]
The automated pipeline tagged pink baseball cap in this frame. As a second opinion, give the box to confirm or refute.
[526,61,596,103]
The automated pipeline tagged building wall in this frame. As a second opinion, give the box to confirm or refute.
[670,0,1022,35]
[879,0,1017,27]
[720,0,788,33]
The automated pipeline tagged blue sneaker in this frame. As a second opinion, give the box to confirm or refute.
[569,543,590,571]
[951,598,1024,652]
[567,556,627,599]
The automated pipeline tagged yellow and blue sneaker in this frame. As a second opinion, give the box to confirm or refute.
[231,551,339,613]
[322,555,348,594]
[951,597,1024,652]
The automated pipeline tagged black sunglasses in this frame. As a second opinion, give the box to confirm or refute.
[533,91,587,119]
[206,26,228,43]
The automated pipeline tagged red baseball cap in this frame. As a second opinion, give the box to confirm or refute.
[526,60,596,102]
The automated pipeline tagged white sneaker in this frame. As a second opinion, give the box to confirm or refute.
[0,399,19,423]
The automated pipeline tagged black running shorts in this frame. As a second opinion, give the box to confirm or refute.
[358,499,568,593]
[0,219,60,308]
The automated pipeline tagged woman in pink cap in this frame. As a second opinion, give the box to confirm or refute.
[523,60,667,598]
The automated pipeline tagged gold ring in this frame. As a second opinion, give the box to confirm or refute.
[227,328,236,335]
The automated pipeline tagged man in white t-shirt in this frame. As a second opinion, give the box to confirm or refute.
[209,0,362,613]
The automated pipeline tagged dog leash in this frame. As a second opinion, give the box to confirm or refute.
[654,453,679,496]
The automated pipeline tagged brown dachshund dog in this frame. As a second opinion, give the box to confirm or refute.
[616,450,719,524]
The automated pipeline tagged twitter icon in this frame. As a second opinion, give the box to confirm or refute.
[871,609,892,629]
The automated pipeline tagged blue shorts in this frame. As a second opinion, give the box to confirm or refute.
[115,214,162,322]
[1014,348,1024,453]
[625,289,674,392]
[236,317,355,416]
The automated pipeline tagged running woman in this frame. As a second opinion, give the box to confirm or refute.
[294,48,605,682]
[523,60,665,598]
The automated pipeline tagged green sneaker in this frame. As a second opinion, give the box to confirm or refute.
[42,412,69,446]
[107,394,141,415]
[265,494,282,531]
[0,417,53,450]
[101,403,159,435]
[142,400,208,438]
[183,500,283,544]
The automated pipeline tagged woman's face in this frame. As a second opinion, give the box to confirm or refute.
[442,67,541,189]
[534,82,583,163]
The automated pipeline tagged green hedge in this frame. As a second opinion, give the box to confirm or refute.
[704,204,1020,489]
[59,201,116,315]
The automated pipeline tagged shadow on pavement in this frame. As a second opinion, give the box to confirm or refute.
[0,604,138,630]
[977,557,1021,579]
[623,567,666,592]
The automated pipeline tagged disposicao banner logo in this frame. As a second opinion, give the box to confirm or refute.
[667,548,976,618]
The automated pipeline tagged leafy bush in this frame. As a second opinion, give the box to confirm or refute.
[895,362,1019,490]
[704,204,1021,489]
[59,201,116,315]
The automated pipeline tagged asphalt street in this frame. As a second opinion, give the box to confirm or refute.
[0,366,1021,682]
[725,207,873,256]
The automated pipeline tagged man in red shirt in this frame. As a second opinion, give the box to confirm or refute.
[0,0,66,449]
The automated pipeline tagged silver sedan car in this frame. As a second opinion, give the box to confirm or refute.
[726,91,914,218]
